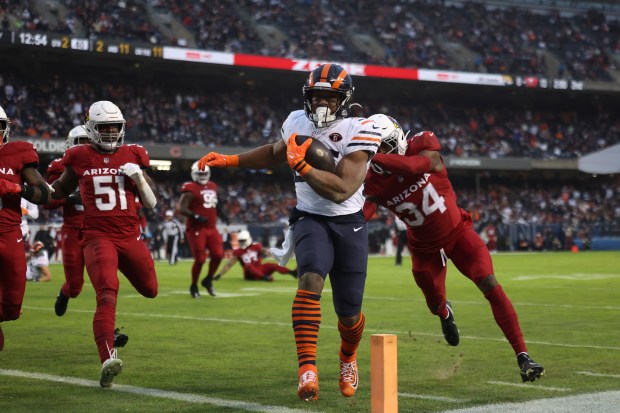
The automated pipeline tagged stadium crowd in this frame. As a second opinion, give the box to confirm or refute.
[1,0,618,80]
[33,168,618,255]
[0,69,618,159]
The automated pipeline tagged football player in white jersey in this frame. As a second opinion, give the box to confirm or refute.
[198,63,379,402]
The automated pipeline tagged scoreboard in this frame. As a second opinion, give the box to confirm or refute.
[0,29,605,92]
[7,31,164,59]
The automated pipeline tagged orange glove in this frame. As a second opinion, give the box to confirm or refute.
[0,178,21,196]
[286,133,313,176]
[197,152,239,170]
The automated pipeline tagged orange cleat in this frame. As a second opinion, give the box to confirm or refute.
[339,358,359,397]
[297,368,319,401]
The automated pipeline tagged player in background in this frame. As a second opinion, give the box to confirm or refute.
[177,162,228,298]
[363,114,545,382]
[0,104,52,351]
[50,101,158,387]
[26,241,52,282]
[46,125,90,315]
[162,209,184,265]
[198,63,379,401]
[214,230,297,281]
[20,198,39,251]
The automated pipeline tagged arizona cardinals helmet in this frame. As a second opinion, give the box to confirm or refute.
[191,161,210,185]
[303,63,354,128]
[84,101,126,152]
[237,230,252,249]
[65,125,89,151]
[0,105,10,148]
[32,241,45,254]
[368,114,408,174]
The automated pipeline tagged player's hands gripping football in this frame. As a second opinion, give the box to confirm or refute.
[198,152,239,170]
[286,133,313,176]
[119,163,143,182]
[0,178,22,196]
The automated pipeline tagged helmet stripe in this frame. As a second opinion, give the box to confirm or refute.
[331,68,349,89]
[319,64,332,82]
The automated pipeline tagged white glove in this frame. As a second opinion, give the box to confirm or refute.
[120,163,143,182]
[269,228,295,266]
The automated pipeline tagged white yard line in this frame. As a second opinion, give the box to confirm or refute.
[398,392,468,403]
[21,306,620,351]
[439,390,620,413]
[0,369,318,413]
[487,380,570,392]
[576,371,620,379]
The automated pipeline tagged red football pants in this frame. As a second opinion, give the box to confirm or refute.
[60,226,85,298]
[0,227,27,321]
[82,235,157,362]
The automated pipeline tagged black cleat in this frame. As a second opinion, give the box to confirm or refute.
[518,353,545,382]
[289,268,299,279]
[190,284,201,298]
[55,291,69,317]
[201,277,216,296]
[440,301,460,346]
[113,328,129,348]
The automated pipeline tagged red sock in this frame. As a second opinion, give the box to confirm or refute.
[292,289,321,374]
[191,261,203,284]
[338,313,365,362]
[93,290,117,363]
[207,257,221,279]
[485,285,527,355]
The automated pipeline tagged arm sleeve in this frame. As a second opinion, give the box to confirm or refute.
[363,200,377,222]
[371,153,433,176]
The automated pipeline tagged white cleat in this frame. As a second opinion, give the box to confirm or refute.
[100,346,123,388]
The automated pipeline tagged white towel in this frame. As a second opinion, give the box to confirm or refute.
[269,228,295,266]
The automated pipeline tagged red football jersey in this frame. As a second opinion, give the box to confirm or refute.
[365,131,463,252]
[232,243,264,269]
[181,181,218,230]
[47,157,84,229]
[0,141,39,232]
[62,144,149,238]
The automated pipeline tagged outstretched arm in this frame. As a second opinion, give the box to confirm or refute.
[14,167,53,204]
[198,141,288,170]
[214,256,239,279]
[371,150,441,176]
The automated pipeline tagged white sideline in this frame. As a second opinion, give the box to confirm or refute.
[0,369,318,413]
[487,380,570,392]
[21,305,620,352]
[399,392,468,403]
[576,371,620,378]
[439,390,620,413]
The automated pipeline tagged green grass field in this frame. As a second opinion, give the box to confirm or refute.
[1,251,619,412]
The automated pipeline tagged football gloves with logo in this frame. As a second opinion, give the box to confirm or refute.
[198,152,239,170]
[0,178,22,196]
[286,133,313,176]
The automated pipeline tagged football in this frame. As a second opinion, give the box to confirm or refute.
[295,135,336,173]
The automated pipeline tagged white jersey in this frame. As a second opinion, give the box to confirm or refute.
[26,250,49,281]
[281,110,379,216]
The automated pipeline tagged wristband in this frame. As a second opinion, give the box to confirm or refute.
[226,155,239,167]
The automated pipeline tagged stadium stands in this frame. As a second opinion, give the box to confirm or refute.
[3,0,618,81]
